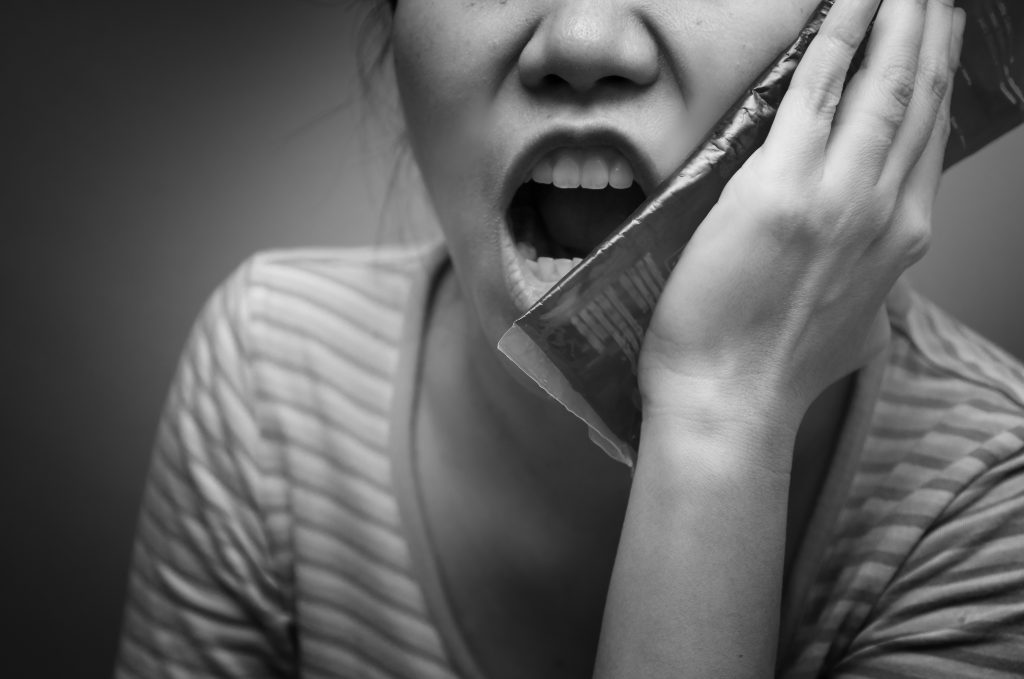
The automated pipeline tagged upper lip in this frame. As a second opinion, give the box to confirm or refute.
[503,126,659,210]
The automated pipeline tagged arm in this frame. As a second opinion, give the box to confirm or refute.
[596,403,798,678]
[115,266,295,679]
[595,0,965,675]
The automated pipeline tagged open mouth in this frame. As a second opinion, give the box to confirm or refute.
[505,146,647,307]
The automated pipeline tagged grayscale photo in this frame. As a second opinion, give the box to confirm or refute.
[6,0,1024,677]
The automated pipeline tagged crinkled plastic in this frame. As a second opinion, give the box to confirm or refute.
[498,0,1024,466]
[946,0,1024,166]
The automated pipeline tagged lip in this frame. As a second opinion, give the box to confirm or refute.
[501,126,660,212]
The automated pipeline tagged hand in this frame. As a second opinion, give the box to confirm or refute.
[639,0,966,432]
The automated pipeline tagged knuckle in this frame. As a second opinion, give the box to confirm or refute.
[902,225,932,264]
[794,81,842,119]
[822,22,864,55]
[760,187,818,240]
[898,209,933,264]
[921,61,951,102]
[879,62,917,110]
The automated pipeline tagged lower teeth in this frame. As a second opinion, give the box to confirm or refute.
[516,241,538,261]
[510,203,583,284]
[523,255,583,283]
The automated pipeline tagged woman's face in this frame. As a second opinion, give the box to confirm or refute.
[392,0,818,346]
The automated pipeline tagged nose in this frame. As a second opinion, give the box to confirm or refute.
[518,1,659,94]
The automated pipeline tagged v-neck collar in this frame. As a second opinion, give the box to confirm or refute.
[386,243,885,678]
[389,243,489,679]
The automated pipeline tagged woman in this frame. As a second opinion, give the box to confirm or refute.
[115,0,1024,677]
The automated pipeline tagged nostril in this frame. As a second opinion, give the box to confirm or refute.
[540,74,567,90]
[596,75,634,89]
[531,71,649,97]
[518,11,659,94]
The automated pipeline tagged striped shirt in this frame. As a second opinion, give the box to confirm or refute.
[115,244,1024,678]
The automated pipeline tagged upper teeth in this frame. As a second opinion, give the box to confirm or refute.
[528,148,635,190]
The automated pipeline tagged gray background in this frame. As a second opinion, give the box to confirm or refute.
[5,2,1023,676]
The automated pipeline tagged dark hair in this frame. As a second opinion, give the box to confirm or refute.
[298,1,423,245]
[355,0,431,246]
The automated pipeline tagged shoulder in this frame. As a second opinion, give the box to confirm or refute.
[872,289,1024,476]
[892,288,1024,414]
[846,289,1024,532]
[784,292,1024,676]
[186,242,445,474]
[201,243,443,373]
[123,244,452,676]
[172,242,445,553]
[218,243,441,333]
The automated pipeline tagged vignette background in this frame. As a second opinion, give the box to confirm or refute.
[5,2,1023,676]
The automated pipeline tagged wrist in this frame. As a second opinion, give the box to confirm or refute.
[639,378,803,479]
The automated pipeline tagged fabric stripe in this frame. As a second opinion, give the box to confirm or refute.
[115,247,1024,679]
[781,290,1024,678]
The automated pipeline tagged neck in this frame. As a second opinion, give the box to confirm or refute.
[414,265,632,679]
[422,266,621,481]
[423,262,853,493]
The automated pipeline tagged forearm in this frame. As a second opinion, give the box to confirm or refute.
[594,407,797,679]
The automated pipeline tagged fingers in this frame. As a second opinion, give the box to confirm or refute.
[825,0,929,183]
[900,8,965,211]
[877,0,958,192]
[768,0,882,169]
[881,7,965,269]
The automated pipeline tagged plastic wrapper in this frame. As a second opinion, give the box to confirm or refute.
[497,0,1024,466]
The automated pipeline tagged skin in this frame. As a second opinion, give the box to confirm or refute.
[391,0,965,676]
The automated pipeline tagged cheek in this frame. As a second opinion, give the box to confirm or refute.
[675,0,820,129]
[392,5,501,190]
[726,0,821,73]
[392,12,459,167]
[391,7,511,317]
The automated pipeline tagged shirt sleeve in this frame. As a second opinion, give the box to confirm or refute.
[114,266,296,679]
[830,436,1024,679]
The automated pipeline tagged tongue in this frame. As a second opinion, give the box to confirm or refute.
[536,185,646,255]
